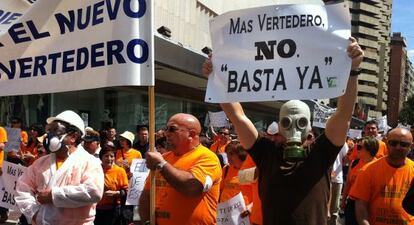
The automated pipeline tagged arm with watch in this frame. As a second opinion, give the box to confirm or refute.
[145,151,204,197]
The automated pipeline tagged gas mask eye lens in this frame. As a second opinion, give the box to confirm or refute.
[297,117,308,129]
[280,117,292,129]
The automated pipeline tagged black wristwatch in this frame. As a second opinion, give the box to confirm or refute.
[350,69,361,77]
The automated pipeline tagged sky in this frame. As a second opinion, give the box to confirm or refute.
[391,1,414,62]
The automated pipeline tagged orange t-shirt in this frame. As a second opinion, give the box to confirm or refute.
[349,139,388,161]
[115,148,142,167]
[0,127,7,167]
[219,165,251,204]
[209,141,227,154]
[98,164,129,206]
[240,155,262,225]
[349,157,414,225]
[144,144,222,225]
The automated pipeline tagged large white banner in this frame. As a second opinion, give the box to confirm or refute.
[0,0,153,96]
[312,103,336,128]
[0,161,26,210]
[205,3,351,103]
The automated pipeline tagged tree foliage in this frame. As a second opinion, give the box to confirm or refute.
[399,95,414,125]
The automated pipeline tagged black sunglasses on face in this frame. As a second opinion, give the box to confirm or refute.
[388,140,411,148]
[164,126,179,133]
[218,131,229,135]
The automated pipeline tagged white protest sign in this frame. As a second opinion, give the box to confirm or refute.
[4,127,21,152]
[347,129,361,139]
[217,192,250,225]
[208,111,230,128]
[0,161,26,210]
[126,158,149,205]
[205,3,351,103]
[0,0,153,96]
[377,116,389,133]
[312,104,335,128]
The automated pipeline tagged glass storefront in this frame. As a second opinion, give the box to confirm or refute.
[1,87,278,133]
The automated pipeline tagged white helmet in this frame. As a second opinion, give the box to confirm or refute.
[46,110,85,136]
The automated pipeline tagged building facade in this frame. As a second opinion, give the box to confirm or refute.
[388,32,407,127]
[344,0,391,119]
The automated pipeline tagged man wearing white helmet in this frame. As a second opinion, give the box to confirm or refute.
[15,110,104,225]
[202,37,363,224]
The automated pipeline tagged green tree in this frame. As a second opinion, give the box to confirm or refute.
[399,95,414,125]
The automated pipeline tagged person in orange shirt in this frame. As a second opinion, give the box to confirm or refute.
[115,131,142,177]
[341,137,378,225]
[95,142,129,225]
[139,113,222,225]
[350,128,414,225]
[348,121,388,162]
[0,125,7,223]
[210,127,232,154]
[239,155,261,225]
[219,141,251,204]
[20,123,44,166]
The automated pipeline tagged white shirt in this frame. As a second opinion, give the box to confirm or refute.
[331,144,348,184]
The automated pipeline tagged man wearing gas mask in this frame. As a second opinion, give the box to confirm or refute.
[202,37,363,225]
[15,110,104,225]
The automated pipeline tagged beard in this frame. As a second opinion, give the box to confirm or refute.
[388,149,408,161]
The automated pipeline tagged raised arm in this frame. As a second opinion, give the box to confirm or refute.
[202,56,258,149]
[325,37,363,146]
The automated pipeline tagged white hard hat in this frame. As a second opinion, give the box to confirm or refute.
[267,121,279,135]
[46,110,85,136]
[119,131,135,145]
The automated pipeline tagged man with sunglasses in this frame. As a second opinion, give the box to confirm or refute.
[350,128,414,225]
[15,110,104,225]
[139,113,222,225]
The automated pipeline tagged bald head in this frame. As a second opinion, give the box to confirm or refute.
[169,113,201,135]
[386,128,413,164]
[387,128,413,142]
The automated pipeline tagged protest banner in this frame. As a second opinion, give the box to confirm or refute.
[4,127,21,152]
[208,111,230,128]
[205,3,351,103]
[217,192,250,225]
[312,104,335,128]
[126,158,149,205]
[0,0,154,96]
[0,161,26,210]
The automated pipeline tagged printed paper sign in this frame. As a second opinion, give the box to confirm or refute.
[126,159,149,205]
[348,129,362,139]
[217,192,250,225]
[0,161,26,210]
[205,3,351,103]
[0,0,154,96]
[4,127,21,153]
[209,111,230,128]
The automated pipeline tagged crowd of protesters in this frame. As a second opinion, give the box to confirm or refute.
[0,107,414,225]
[0,38,413,225]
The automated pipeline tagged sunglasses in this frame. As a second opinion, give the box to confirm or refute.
[218,131,230,135]
[388,140,411,148]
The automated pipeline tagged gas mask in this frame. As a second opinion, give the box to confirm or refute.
[279,100,312,161]
[44,133,68,153]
